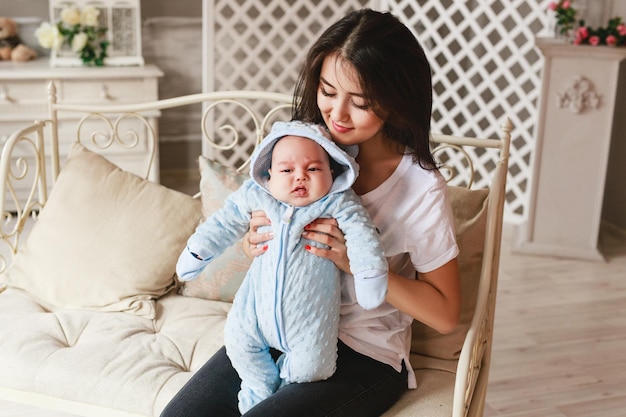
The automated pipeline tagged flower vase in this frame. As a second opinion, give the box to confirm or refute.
[554,24,575,43]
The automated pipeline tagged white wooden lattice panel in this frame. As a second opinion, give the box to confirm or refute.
[383,0,553,221]
[204,0,555,222]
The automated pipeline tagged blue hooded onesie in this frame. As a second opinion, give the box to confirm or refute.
[176,121,388,414]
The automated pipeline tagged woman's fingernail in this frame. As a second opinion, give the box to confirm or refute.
[305,245,311,251]
[262,245,268,251]
[304,224,311,230]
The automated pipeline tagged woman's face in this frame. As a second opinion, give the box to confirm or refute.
[316,53,385,147]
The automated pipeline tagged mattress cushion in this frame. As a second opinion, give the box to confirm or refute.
[0,288,228,416]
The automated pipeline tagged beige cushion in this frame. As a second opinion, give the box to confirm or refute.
[382,368,455,416]
[410,186,489,367]
[179,157,251,302]
[4,143,202,319]
[0,287,229,416]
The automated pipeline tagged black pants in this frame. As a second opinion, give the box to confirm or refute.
[160,341,408,417]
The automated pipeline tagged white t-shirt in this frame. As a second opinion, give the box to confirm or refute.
[338,153,459,389]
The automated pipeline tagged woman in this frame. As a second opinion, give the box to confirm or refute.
[161,8,460,417]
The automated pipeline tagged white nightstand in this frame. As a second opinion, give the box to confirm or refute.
[0,58,164,209]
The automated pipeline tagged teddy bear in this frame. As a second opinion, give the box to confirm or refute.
[0,17,37,62]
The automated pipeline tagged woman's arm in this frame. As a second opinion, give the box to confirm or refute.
[303,218,461,335]
[386,259,461,334]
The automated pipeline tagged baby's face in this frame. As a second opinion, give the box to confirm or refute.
[268,136,334,207]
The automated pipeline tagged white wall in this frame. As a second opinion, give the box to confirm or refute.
[609,0,626,19]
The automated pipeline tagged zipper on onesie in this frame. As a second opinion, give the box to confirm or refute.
[273,204,296,356]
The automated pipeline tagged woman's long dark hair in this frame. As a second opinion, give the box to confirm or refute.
[293,8,436,169]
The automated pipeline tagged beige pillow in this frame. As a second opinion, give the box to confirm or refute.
[4,143,202,318]
[179,157,251,302]
[411,186,489,361]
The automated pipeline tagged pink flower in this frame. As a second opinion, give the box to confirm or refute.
[548,2,558,11]
[618,24,626,36]
[576,26,588,40]
[573,37,582,45]
[589,36,600,46]
[562,0,571,9]
[606,35,617,46]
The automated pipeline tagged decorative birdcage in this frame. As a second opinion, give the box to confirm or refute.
[48,0,144,66]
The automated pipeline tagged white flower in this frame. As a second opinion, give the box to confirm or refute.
[81,6,100,27]
[61,6,81,26]
[35,22,64,50]
[33,5,109,66]
[71,32,89,52]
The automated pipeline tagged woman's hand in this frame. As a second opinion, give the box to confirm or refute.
[243,210,273,259]
[302,218,351,274]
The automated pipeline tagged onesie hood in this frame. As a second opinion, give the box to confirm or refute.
[250,120,359,195]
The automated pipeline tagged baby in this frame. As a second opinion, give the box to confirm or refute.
[176,120,388,414]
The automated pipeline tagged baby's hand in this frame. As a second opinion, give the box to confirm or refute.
[244,210,273,258]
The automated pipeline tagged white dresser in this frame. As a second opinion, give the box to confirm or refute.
[0,59,163,210]
[0,59,163,209]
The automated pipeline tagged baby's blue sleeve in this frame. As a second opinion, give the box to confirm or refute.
[332,190,388,310]
[176,181,255,281]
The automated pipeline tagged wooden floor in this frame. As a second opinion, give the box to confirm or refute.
[1,223,625,416]
[484,225,626,417]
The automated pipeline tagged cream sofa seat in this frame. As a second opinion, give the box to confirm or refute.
[0,289,228,415]
[0,288,458,416]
